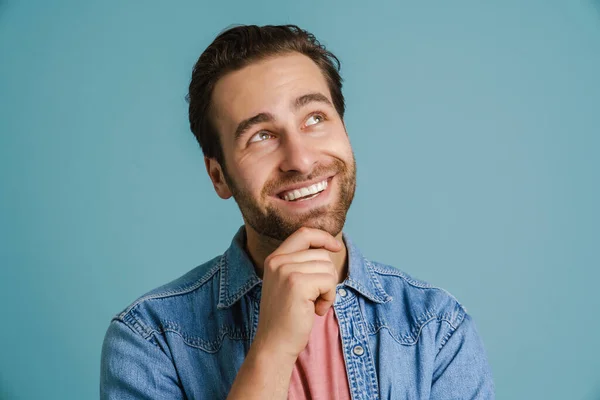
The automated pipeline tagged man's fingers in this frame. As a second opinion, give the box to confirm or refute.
[312,276,338,317]
[273,227,342,257]
[268,249,333,268]
[314,298,334,316]
[277,260,338,282]
[301,272,338,303]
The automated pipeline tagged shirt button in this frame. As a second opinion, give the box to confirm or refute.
[353,345,364,356]
[338,288,347,297]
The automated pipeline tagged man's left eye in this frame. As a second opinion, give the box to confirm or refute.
[306,114,324,126]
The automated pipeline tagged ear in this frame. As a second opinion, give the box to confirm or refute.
[205,156,233,199]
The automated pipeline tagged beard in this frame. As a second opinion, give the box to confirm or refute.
[223,156,356,242]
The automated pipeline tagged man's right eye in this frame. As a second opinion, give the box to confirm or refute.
[248,131,274,143]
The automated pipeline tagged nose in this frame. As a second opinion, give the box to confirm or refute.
[278,131,318,175]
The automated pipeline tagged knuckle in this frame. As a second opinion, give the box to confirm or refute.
[286,271,302,286]
[265,253,282,267]
[297,226,311,235]
[264,257,278,272]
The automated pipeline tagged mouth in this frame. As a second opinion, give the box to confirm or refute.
[276,176,333,203]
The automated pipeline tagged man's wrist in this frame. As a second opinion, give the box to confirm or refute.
[226,338,297,400]
[248,335,298,368]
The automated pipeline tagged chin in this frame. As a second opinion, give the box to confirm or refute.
[296,217,345,237]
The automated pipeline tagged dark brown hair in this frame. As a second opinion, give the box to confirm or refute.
[186,24,345,168]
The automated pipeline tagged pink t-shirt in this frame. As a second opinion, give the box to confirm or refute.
[288,307,352,400]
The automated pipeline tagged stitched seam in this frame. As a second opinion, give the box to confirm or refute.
[437,305,467,352]
[363,292,463,345]
[218,253,229,306]
[346,277,373,299]
[222,278,261,307]
[159,324,252,353]
[118,260,221,319]
[371,315,437,345]
[439,316,458,331]
[365,260,393,301]
[371,263,433,288]
[346,277,390,304]
[116,306,153,339]
[371,263,467,314]
[161,319,252,341]
[114,313,253,352]
[112,318,165,350]
[218,250,262,308]
[367,311,458,346]
[438,320,458,351]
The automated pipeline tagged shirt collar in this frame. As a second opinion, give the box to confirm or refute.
[217,226,392,309]
[342,234,393,304]
[217,226,262,309]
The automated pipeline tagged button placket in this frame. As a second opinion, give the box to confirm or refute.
[334,296,380,399]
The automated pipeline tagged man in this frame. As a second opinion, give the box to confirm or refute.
[101,24,494,399]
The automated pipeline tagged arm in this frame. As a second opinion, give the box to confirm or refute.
[227,227,342,399]
[430,313,495,399]
[226,338,297,400]
[100,319,185,400]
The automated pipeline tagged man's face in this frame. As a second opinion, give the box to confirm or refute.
[209,52,356,241]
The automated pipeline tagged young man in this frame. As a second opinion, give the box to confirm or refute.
[101,25,494,399]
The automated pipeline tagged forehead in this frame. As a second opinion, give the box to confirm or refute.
[211,52,332,134]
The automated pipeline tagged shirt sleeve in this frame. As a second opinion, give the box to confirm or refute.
[430,313,495,399]
[100,318,186,400]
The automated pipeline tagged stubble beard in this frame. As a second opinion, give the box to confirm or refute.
[224,157,357,242]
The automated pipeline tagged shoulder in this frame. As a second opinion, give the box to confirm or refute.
[111,255,223,339]
[363,259,468,346]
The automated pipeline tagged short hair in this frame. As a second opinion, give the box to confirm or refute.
[186,24,345,168]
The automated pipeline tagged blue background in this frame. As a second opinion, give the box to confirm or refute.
[1,1,599,399]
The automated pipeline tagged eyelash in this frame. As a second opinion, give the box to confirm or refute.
[249,111,328,144]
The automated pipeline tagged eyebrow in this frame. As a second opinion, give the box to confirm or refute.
[233,92,334,142]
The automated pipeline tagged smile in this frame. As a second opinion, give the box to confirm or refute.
[279,178,329,202]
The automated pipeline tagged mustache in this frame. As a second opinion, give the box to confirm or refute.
[263,160,345,196]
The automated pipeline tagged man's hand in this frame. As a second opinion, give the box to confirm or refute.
[226,227,343,400]
[253,227,343,361]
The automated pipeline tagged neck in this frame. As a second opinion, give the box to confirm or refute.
[244,224,348,285]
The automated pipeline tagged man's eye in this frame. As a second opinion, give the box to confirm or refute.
[248,131,274,143]
[306,114,325,126]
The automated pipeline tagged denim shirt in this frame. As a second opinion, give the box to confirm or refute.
[101,227,494,399]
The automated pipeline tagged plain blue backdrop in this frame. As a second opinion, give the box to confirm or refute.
[1,1,599,399]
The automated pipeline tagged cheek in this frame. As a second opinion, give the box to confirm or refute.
[324,131,353,161]
[235,160,272,196]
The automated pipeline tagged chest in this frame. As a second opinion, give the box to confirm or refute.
[163,295,438,399]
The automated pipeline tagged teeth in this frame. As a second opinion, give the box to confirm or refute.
[282,179,328,201]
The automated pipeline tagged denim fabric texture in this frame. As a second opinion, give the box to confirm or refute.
[101,226,494,399]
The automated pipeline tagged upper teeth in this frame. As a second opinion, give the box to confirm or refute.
[282,179,328,201]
